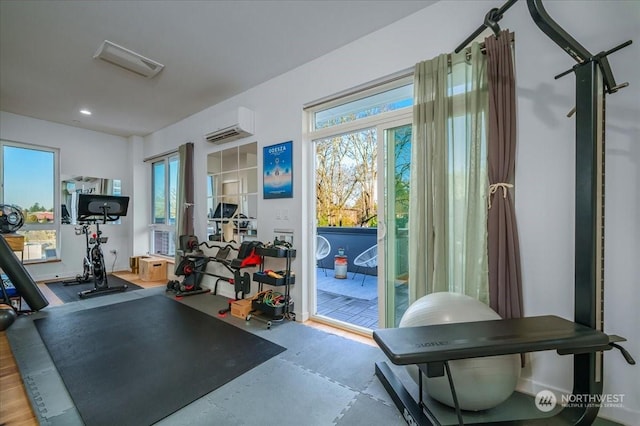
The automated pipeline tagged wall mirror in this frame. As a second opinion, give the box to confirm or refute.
[207,142,258,242]
[61,176,122,224]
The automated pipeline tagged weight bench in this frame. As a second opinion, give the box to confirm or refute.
[373,315,633,425]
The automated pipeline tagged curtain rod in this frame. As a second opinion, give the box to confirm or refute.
[143,148,178,163]
[305,32,514,110]
[454,0,519,53]
[451,32,515,64]
[470,31,515,55]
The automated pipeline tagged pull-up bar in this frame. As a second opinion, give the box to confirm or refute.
[455,0,632,95]
[453,0,518,53]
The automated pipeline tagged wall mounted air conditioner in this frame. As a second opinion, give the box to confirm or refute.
[205,107,255,144]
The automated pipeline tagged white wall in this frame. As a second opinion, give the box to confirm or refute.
[143,1,639,421]
[0,111,133,280]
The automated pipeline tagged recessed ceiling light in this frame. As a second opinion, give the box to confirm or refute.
[80,109,92,116]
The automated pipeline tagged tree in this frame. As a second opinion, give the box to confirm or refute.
[393,127,412,229]
[315,128,378,227]
[316,136,358,226]
[28,202,44,212]
[346,129,377,226]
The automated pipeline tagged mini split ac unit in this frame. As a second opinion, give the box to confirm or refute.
[205,107,255,144]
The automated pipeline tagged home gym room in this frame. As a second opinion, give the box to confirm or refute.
[0,1,638,425]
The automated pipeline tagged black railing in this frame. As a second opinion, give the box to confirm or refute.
[317,227,376,274]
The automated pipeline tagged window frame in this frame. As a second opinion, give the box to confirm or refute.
[1,139,60,262]
[306,74,413,132]
[149,153,179,257]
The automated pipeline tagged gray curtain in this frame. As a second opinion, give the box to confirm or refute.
[408,43,489,304]
[175,142,194,262]
[485,31,523,319]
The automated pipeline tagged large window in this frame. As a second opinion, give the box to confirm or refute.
[150,154,179,256]
[1,141,59,261]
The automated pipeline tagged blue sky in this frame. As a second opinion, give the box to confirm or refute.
[3,145,54,211]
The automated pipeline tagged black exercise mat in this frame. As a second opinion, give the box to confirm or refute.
[45,275,142,303]
[35,295,286,426]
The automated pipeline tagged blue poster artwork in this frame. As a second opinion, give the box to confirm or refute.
[263,141,293,199]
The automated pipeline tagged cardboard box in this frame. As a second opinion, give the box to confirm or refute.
[139,258,167,282]
[230,299,252,319]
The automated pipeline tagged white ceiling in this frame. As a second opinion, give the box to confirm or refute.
[0,0,436,137]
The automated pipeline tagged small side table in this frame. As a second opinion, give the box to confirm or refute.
[334,255,348,279]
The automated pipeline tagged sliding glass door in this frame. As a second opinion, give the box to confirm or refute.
[380,121,412,328]
[307,77,413,331]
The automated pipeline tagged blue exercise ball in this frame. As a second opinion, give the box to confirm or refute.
[400,292,521,411]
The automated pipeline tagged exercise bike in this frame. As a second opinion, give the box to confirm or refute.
[75,193,130,299]
[62,223,94,286]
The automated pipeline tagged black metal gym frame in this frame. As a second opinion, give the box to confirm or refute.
[372,1,635,425]
[527,0,635,422]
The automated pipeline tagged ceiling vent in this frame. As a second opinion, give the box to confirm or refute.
[94,40,164,78]
[205,107,255,144]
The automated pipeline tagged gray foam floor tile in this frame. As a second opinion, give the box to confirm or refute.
[335,392,405,426]
[278,331,385,391]
[204,357,358,426]
[23,368,82,425]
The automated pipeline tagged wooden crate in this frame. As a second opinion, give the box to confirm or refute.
[139,257,167,282]
[230,299,252,319]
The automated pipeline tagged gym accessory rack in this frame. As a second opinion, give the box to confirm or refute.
[246,245,296,329]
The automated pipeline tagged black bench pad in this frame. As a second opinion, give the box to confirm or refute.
[373,315,609,365]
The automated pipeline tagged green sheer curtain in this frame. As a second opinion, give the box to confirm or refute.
[408,42,489,304]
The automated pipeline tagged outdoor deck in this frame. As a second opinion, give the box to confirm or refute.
[316,268,408,329]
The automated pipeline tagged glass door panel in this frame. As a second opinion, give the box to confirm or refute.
[382,122,411,327]
[313,127,380,330]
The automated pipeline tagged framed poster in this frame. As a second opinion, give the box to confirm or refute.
[263,141,293,199]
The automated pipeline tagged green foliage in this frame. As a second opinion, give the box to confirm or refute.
[28,202,44,212]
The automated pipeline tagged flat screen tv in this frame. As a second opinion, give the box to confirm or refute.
[210,202,238,222]
[77,194,129,221]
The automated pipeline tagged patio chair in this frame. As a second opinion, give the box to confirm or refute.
[316,235,331,276]
[352,244,377,285]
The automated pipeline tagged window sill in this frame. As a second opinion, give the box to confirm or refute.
[23,259,62,265]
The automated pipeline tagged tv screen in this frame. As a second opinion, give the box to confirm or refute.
[211,202,238,221]
[77,194,129,221]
